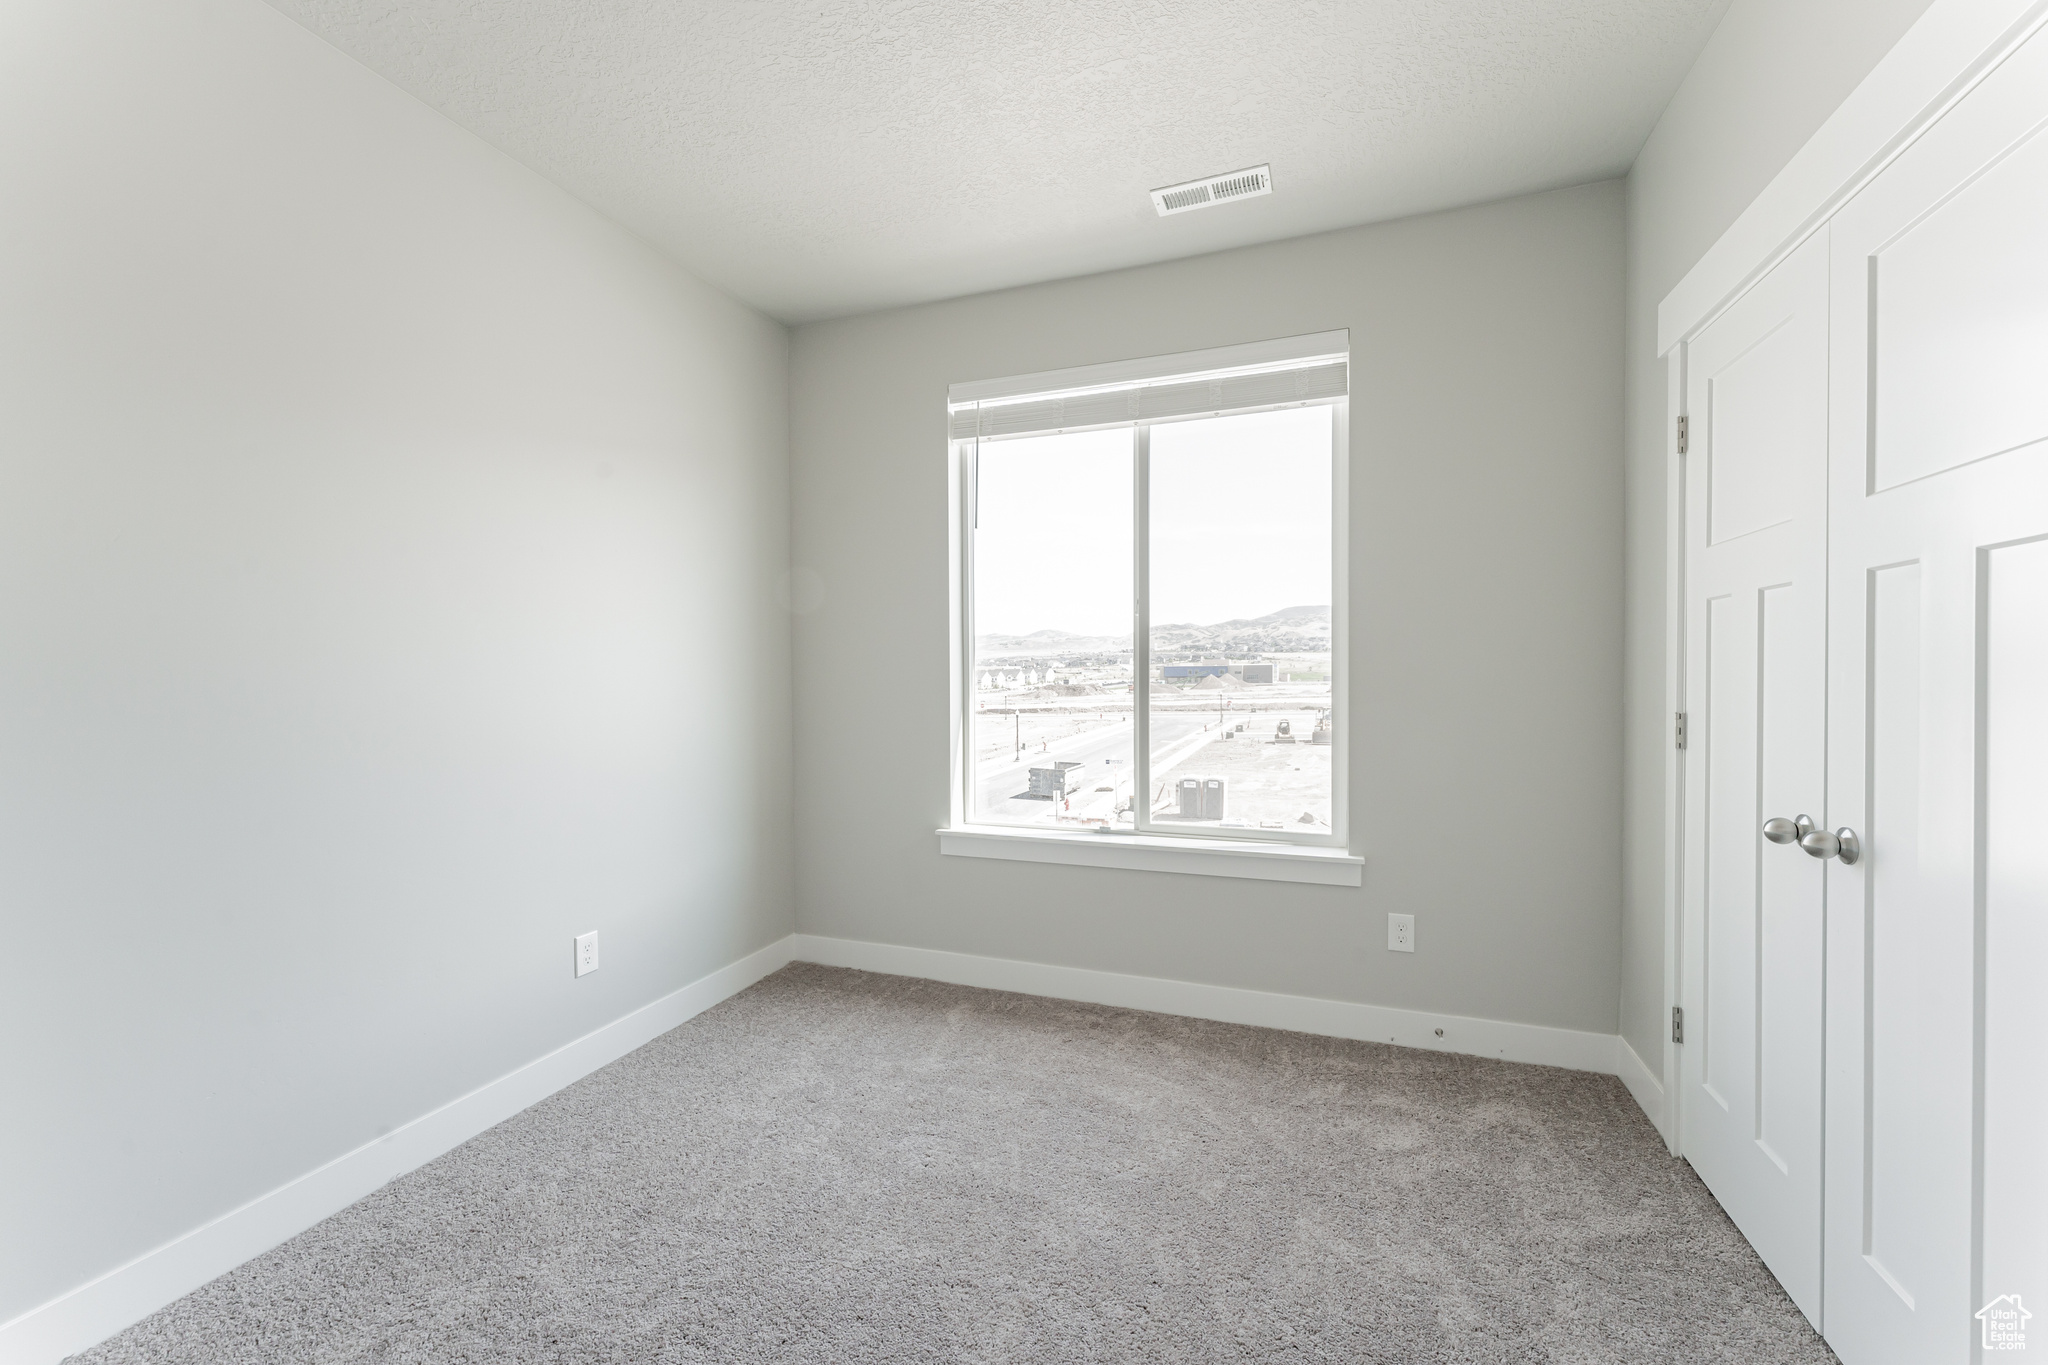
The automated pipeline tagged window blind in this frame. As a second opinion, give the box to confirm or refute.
[948,358,1347,441]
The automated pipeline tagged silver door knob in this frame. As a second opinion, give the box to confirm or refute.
[1763,815,1816,845]
[1799,827,1861,865]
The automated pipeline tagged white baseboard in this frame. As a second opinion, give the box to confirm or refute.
[1613,1035,1668,1143]
[9,934,1658,1365]
[790,934,1623,1076]
[0,936,797,1365]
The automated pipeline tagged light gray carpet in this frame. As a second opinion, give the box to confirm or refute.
[75,964,1837,1363]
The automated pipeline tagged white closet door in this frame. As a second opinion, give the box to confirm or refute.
[1679,231,1830,1327]
[1821,24,2048,1365]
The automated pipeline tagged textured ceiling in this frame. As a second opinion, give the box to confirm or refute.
[267,0,1728,322]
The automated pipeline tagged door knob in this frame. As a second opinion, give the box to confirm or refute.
[1763,815,1816,844]
[1798,826,1861,865]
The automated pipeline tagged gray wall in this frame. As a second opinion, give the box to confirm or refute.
[791,182,1625,1036]
[0,0,791,1324]
[1618,0,1937,1079]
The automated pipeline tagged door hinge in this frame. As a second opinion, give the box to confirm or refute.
[1672,1006,1684,1044]
[1675,711,1688,750]
[1676,414,1689,455]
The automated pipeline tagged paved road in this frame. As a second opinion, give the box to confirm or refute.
[974,712,1211,822]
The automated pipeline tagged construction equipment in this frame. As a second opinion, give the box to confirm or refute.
[1027,761,1085,798]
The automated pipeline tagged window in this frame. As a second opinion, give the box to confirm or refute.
[947,332,1349,869]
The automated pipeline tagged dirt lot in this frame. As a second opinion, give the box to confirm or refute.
[1151,709,1331,829]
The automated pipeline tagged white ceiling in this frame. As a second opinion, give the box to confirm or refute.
[268,0,1729,323]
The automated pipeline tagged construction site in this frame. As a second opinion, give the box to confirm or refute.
[970,654,1333,835]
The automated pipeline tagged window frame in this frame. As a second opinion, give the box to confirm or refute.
[945,334,1351,868]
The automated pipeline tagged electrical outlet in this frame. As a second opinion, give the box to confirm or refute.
[1387,913,1415,953]
[574,931,599,977]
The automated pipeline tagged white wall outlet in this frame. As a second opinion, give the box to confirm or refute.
[574,931,599,977]
[1387,913,1415,953]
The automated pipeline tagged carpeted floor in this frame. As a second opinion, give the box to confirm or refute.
[75,964,1838,1363]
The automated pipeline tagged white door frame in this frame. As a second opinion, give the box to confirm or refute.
[1654,0,2048,1161]
[1657,346,1685,1155]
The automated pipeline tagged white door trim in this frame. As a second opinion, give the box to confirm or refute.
[1659,347,1687,1157]
[1657,0,2048,359]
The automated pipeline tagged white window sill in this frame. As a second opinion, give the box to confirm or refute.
[937,825,1362,886]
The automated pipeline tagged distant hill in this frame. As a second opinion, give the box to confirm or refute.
[979,605,1329,659]
[1225,605,1329,629]
[974,628,1132,655]
[1152,604,1329,655]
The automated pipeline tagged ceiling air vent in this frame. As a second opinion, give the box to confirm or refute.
[1150,164,1272,217]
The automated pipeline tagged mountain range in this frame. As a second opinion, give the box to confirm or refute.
[977,605,1330,659]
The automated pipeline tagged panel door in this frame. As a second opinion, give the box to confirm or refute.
[1821,26,2048,1365]
[1679,230,1830,1326]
